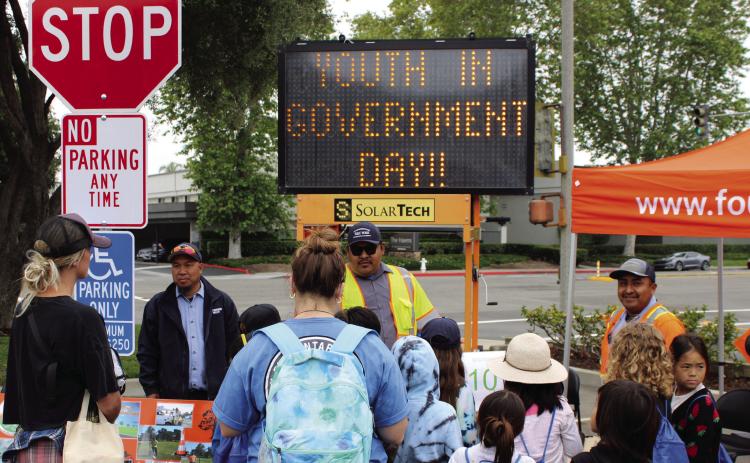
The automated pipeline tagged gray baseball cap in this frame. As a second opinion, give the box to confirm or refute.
[609,258,656,282]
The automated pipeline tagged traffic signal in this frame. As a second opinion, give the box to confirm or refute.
[691,105,709,139]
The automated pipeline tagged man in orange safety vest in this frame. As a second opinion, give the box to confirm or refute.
[600,258,685,375]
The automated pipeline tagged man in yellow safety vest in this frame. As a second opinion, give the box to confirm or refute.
[600,258,685,375]
[342,222,438,347]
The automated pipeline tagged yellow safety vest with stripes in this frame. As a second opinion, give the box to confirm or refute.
[342,264,432,337]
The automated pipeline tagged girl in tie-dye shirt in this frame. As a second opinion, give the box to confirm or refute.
[392,336,463,463]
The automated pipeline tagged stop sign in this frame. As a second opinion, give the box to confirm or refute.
[29,0,181,112]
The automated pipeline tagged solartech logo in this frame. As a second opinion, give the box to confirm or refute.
[333,198,435,222]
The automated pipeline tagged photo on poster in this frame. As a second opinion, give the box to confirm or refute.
[185,441,213,462]
[122,437,137,463]
[0,401,18,436]
[137,425,182,461]
[0,438,13,455]
[156,402,194,427]
[116,401,141,438]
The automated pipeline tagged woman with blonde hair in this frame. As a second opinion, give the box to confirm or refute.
[606,323,674,401]
[2,213,121,463]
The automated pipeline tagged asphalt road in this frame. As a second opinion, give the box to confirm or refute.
[133,263,750,342]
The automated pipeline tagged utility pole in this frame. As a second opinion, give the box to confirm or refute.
[560,0,576,371]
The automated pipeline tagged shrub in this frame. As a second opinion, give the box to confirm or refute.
[521,304,612,360]
[521,304,742,366]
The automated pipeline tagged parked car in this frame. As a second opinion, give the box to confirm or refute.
[653,252,710,271]
[136,244,168,262]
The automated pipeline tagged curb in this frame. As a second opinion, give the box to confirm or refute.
[203,263,252,274]
[413,268,605,278]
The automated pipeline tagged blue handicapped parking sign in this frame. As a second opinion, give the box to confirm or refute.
[75,231,135,355]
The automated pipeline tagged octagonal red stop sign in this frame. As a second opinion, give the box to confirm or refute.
[29,0,181,112]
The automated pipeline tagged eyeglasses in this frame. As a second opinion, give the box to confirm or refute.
[350,242,378,256]
[172,244,197,255]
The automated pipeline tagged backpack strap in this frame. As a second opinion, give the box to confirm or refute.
[259,323,305,356]
[540,407,557,461]
[331,324,372,354]
[683,390,713,420]
[464,447,470,463]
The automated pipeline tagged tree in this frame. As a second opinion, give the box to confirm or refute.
[158,161,184,174]
[0,0,60,328]
[181,99,292,259]
[573,0,749,255]
[354,0,750,256]
[152,0,332,258]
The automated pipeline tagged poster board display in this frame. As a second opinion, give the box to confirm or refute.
[0,396,215,463]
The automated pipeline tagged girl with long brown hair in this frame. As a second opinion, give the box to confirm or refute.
[421,317,477,446]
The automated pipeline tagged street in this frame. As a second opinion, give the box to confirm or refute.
[133,263,750,342]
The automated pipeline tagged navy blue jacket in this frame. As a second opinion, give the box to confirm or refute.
[137,277,239,399]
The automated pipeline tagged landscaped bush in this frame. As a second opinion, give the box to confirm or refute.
[522,304,741,365]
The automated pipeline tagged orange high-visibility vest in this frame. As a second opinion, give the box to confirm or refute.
[600,304,685,375]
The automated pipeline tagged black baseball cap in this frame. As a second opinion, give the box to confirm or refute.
[347,222,381,245]
[36,213,111,258]
[609,258,656,282]
[168,243,203,262]
[420,317,461,349]
[239,304,281,334]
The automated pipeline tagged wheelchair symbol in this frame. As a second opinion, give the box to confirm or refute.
[88,248,124,281]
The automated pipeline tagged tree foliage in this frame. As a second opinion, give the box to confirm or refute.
[0,0,60,327]
[352,0,750,162]
[575,0,750,164]
[152,0,332,257]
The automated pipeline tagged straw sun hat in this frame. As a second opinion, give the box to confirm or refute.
[489,332,568,384]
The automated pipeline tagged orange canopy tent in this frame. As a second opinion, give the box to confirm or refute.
[572,129,750,237]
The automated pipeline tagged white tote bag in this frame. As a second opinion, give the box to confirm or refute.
[63,391,123,463]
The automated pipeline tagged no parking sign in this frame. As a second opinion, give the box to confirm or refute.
[75,231,135,355]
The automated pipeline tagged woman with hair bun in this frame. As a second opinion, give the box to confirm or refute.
[213,228,409,463]
[449,390,534,463]
[2,213,121,462]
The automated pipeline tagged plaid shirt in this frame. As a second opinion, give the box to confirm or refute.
[2,426,65,461]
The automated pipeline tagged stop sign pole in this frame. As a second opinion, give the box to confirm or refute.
[28,0,181,112]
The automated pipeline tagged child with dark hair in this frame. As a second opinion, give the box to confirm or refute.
[421,317,477,446]
[449,390,534,463]
[669,334,723,463]
[228,304,281,358]
[572,380,660,463]
[490,333,582,463]
[343,306,382,334]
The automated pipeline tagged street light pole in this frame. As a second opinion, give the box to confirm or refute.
[560,0,576,371]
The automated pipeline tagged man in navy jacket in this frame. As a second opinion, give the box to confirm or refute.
[137,243,239,400]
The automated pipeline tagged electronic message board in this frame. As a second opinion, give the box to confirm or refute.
[279,38,535,194]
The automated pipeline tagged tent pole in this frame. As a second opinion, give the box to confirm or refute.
[562,233,577,370]
[718,238,725,394]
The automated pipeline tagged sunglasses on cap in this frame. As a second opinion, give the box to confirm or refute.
[172,244,197,254]
[350,242,378,256]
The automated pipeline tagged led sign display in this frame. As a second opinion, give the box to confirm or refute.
[279,38,535,194]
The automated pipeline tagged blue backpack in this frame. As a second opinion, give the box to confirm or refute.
[654,401,689,463]
[258,323,373,463]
